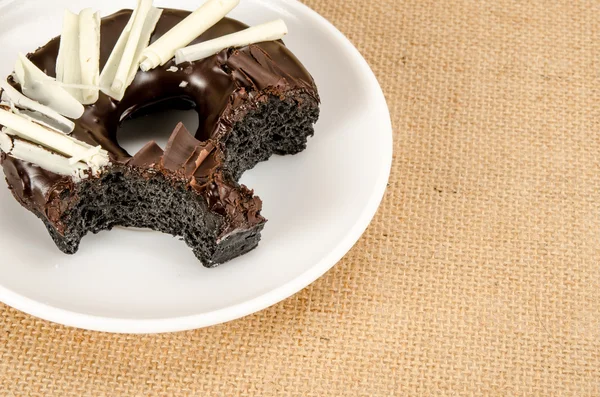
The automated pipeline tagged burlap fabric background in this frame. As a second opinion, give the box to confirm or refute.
[1,0,599,395]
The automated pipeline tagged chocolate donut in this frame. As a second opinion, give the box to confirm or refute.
[0,8,320,266]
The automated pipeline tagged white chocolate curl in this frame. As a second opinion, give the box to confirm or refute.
[56,10,83,102]
[99,0,162,100]
[111,0,153,93]
[56,9,101,104]
[0,80,75,133]
[0,128,13,152]
[78,9,101,104]
[175,19,288,64]
[140,0,240,71]
[0,130,88,178]
[14,53,84,119]
[0,108,109,174]
[68,145,101,165]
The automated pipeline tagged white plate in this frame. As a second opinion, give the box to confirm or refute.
[0,0,392,333]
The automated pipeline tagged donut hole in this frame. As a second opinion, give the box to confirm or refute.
[116,98,199,155]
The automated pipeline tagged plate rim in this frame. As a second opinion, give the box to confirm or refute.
[0,0,393,333]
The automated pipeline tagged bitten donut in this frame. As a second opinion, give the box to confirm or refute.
[0,5,319,267]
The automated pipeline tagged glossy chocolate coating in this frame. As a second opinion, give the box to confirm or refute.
[27,8,317,161]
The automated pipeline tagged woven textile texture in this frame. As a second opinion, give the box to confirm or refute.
[1,0,600,395]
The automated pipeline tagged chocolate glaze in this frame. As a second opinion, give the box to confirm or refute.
[25,8,317,159]
[1,153,74,233]
[1,8,318,236]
